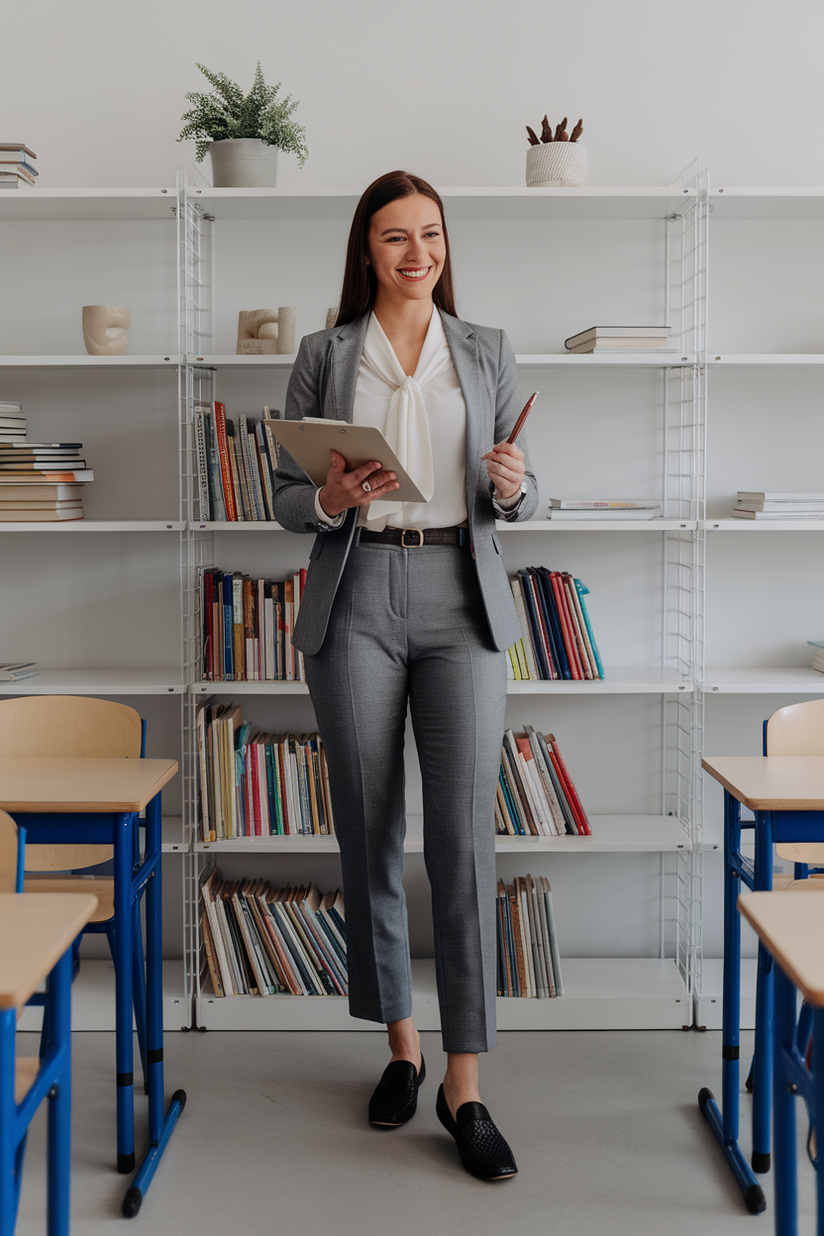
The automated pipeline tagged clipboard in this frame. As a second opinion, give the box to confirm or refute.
[264,418,428,503]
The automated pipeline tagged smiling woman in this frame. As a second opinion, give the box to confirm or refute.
[272,169,539,1183]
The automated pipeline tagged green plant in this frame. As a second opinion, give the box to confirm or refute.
[178,62,308,166]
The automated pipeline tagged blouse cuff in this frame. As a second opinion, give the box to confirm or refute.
[314,487,346,529]
[493,487,525,517]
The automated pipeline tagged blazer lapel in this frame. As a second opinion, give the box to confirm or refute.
[441,312,486,521]
[326,315,370,422]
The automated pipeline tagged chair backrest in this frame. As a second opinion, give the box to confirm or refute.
[0,810,20,894]
[0,696,142,873]
[767,700,824,865]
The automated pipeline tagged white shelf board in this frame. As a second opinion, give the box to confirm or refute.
[185,185,697,221]
[0,521,183,533]
[501,519,695,531]
[703,518,824,531]
[507,669,693,694]
[702,667,824,694]
[707,354,824,366]
[162,815,185,853]
[0,189,178,221]
[194,814,688,855]
[0,355,179,369]
[694,958,757,1031]
[191,680,309,695]
[17,959,190,1031]
[190,520,284,532]
[515,353,695,367]
[197,957,690,1031]
[186,354,295,367]
[0,669,185,696]
[709,188,824,219]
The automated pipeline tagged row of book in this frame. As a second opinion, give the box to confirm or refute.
[0,142,37,189]
[0,662,38,682]
[509,567,603,681]
[548,497,662,521]
[196,700,334,841]
[498,727,591,836]
[810,641,824,676]
[732,491,824,520]
[497,874,563,997]
[194,400,282,522]
[201,870,347,997]
[201,568,306,682]
[0,400,93,521]
[564,325,673,354]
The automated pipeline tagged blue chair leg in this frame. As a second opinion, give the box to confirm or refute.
[1,1007,22,1236]
[46,950,72,1236]
[132,898,148,1093]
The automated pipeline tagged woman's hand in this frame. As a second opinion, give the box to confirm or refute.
[318,449,400,519]
[482,440,525,500]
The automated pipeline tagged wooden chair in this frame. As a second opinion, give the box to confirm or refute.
[767,699,824,871]
[0,696,148,1076]
[0,809,24,895]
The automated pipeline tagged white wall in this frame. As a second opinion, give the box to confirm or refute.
[4,0,823,190]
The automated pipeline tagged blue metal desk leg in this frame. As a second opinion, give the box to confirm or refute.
[46,948,71,1236]
[772,961,798,1236]
[122,793,185,1219]
[815,1008,824,1236]
[752,810,774,1174]
[699,789,766,1213]
[114,811,136,1175]
[0,1008,22,1236]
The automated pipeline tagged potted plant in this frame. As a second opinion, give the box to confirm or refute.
[178,62,308,188]
[525,116,588,187]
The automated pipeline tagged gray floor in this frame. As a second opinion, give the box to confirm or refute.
[16,1027,816,1235]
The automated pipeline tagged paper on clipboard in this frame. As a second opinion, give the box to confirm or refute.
[263,418,427,503]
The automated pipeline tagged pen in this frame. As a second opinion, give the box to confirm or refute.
[507,392,538,444]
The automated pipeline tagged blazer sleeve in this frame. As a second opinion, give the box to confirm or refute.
[272,335,335,534]
[490,329,539,523]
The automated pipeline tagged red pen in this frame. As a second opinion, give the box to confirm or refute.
[507,392,538,444]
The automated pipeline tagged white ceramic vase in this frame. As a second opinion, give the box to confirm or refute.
[208,139,279,188]
[526,142,588,188]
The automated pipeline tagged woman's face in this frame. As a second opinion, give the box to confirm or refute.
[367,193,447,308]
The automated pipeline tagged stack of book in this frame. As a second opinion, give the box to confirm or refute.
[731,492,824,520]
[549,498,662,521]
[196,699,334,842]
[809,642,824,676]
[509,568,603,680]
[497,874,563,997]
[564,325,672,354]
[498,726,591,836]
[0,662,38,682]
[201,869,347,998]
[0,413,92,521]
[194,401,281,521]
[0,143,38,188]
[201,568,306,682]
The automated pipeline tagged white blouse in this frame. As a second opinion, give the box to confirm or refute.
[314,308,519,528]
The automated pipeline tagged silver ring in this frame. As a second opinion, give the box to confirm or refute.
[362,481,371,493]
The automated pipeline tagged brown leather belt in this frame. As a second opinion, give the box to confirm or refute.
[358,526,469,549]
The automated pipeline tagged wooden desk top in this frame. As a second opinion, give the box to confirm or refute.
[738,891,824,1007]
[0,757,178,813]
[0,893,99,1009]
[701,756,824,811]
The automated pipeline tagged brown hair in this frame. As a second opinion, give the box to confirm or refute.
[334,170,457,326]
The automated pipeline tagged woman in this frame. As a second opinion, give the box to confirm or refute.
[273,171,538,1181]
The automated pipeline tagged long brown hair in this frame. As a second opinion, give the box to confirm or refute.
[334,171,457,326]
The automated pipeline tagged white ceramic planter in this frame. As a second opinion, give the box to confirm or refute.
[526,142,588,188]
[208,138,279,188]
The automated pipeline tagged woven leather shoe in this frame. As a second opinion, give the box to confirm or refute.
[436,1084,518,1180]
[368,1056,426,1126]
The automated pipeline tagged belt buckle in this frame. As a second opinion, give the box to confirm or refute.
[401,528,424,548]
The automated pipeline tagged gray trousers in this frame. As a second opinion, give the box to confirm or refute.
[303,538,507,1053]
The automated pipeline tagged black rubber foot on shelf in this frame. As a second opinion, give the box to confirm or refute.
[752,1151,771,1174]
[197,1025,208,1033]
[698,1086,714,1115]
[181,1025,191,1033]
[172,1088,187,1112]
[122,1187,142,1218]
[117,1152,135,1175]
[745,1184,767,1215]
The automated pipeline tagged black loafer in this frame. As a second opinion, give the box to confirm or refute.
[368,1056,426,1126]
[436,1084,518,1180]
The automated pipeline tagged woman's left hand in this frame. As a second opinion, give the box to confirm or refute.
[482,439,525,500]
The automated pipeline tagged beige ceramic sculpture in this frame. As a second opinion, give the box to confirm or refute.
[82,305,130,356]
[236,307,296,355]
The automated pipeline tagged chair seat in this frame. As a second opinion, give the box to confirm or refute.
[16,1056,39,1103]
[23,877,115,924]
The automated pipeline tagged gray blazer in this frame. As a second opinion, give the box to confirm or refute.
[272,311,539,655]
